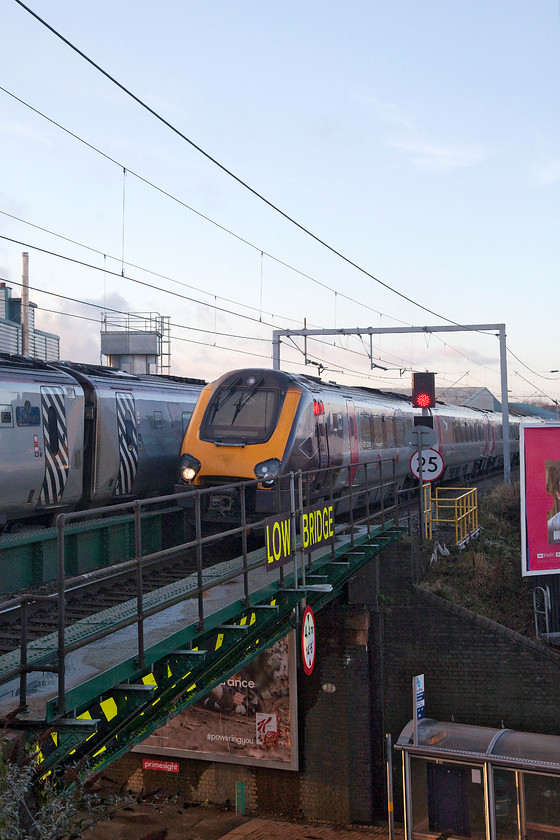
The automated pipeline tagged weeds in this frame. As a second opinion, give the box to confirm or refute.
[420,481,534,636]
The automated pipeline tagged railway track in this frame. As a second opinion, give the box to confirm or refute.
[0,543,224,657]
[0,469,515,660]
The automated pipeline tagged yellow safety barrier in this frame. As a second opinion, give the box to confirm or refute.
[422,484,432,541]
[425,485,479,547]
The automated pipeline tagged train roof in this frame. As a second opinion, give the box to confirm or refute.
[54,360,206,386]
[0,353,55,371]
[214,368,514,421]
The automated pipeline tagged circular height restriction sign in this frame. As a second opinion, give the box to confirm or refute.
[301,605,316,675]
[409,448,445,481]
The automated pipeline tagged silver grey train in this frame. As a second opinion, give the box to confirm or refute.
[0,354,204,529]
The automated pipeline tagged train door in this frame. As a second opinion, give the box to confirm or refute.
[346,401,359,484]
[115,392,139,496]
[39,385,70,507]
[313,399,330,495]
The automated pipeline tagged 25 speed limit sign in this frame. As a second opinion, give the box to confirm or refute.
[409,448,445,481]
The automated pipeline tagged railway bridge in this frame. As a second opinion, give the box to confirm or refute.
[0,467,406,782]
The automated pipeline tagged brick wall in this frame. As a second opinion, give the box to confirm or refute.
[120,603,374,824]
[374,540,560,820]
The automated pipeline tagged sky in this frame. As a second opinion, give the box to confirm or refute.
[1,0,559,405]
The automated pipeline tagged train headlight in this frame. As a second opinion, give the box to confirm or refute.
[254,458,280,487]
[180,453,201,484]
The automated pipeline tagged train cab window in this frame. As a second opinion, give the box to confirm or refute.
[46,405,60,455]
[0,406,13,427]
[360,414,373,449]
[200,376,284,445]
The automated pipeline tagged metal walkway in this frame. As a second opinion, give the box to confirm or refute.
[0,471,406,778]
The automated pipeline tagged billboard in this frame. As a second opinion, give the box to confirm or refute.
[521,424,560,576]
[135,632,298,770]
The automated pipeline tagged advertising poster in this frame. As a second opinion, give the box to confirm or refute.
[521,424,560,576]
[136,633,298,770]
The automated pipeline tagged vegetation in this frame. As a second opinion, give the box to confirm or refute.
[419,481,534,637]
[0,745,130,840]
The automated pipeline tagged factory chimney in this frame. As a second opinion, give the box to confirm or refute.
[21,252,29,356]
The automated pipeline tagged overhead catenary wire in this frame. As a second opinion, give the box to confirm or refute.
[1,240,411,381]
[0,85,408,329]
[6,269,544,394]
[4,10,556,398]
[1,230,546,395]
[11,0,477,330]
[1,84,551,387]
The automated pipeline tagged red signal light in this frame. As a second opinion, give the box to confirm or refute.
[412,372,436,409]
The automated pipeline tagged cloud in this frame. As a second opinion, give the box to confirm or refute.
[386,135,488,172]
[355,92,488,172]
[37,291,133,364]
[1,120,54,147]
[529,150,560,186]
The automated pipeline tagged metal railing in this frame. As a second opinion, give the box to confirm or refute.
[427,485,479,547]
[0,457,410,718]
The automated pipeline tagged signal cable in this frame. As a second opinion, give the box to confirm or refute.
[2,241,408,378]
[0,86,528,378]
[12,0,476,330]
[0,84,410,329]
[0,231,418,372]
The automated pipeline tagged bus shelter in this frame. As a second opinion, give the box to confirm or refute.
[396,718,560,840]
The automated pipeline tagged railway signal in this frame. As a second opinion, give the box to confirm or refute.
[412,372,436,409]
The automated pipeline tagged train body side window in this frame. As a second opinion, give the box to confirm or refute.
[372,416,384,447]
[385,416,395,447]
[393,417,404,446]
[438,418,452,444]
[453,421,462,443]
[16,402,40,426]
[360,413,373,449]
[0,405,13,427]
[47,405,60,455]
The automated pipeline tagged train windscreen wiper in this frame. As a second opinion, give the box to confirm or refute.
[208,376,242,423]
[230,378,264,426]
